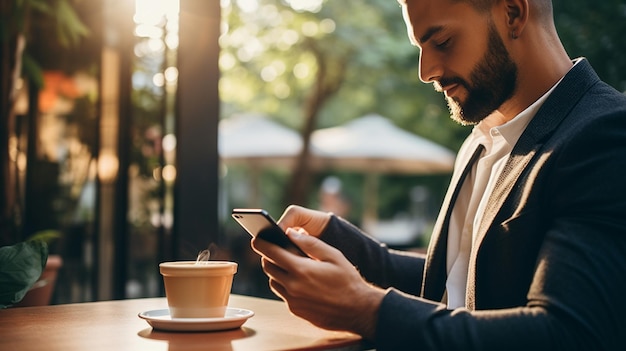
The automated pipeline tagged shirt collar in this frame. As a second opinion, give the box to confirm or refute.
[471,59,581,148]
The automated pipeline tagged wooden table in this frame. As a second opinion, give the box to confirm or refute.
[0,294,364,351]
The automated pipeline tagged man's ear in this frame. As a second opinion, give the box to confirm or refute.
[504,0,529,39]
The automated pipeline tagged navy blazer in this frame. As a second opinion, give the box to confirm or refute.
[321,59,626,350]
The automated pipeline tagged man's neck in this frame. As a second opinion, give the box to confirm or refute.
[483,57,573,130]
[488,22,574,127]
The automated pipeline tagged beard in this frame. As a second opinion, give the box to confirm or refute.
[438,23,518,125]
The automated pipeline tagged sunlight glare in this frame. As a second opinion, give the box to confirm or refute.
[162,134,177,152]
[285,0,323,13]
[220,52,237,70]
[236,0,259,13]
[147,38,165,52]
[261,66,278,82]
[162,165,177,183]
[165,33,179,50]
[302,21,318,37]
[135,0,167,26]
[135,24,163,39]
[273,82,291,99]
[293,62,310,79]
[320,18,336,34]
[152,73,165,87]
[164,67,178,83]
[98,151,119,183]
[281,29,299,46]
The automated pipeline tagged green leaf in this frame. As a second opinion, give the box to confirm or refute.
[55,0,90,47]
[21,52,44,89]
[28,230,62,244]
[26,0,54,14]
[0,241,49,308]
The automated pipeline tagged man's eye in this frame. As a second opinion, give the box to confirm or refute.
[436,38,451,49]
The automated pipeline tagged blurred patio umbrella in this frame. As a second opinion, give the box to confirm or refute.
[310,114,455,173]
[219,113,302,167]
[310,114,455,225]
[219,113,302,207]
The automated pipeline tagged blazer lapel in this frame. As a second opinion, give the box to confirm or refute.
[421,144,484,301]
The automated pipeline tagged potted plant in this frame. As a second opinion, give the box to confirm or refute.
[0,230,62,308]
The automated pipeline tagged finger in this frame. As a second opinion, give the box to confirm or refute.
[277,205,330,236]
[276,205,304,231]
[286,228,343,263]
[261,257,289,282]
[251,234,306,269]
[268,278,289,301]
[250,234,283,258]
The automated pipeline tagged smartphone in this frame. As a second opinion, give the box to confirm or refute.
[231,208,306,256]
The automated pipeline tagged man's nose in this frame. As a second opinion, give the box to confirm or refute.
[418,49,442,83]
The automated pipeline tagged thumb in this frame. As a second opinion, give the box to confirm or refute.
[286,227,340,262]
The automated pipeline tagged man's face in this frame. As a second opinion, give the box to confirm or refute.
[439,23,518,125]
[402,0,518,125]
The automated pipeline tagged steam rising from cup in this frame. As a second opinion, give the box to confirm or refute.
[196,249,211,263]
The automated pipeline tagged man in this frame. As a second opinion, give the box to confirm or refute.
[251,0,626,349]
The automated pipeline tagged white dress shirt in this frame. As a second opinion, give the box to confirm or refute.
[443,73,571,308]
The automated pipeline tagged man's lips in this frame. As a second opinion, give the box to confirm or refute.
[442,83,460,98]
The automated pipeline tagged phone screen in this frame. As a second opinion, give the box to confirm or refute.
[231,209,306,256]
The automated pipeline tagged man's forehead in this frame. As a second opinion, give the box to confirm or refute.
[401,0,480,46]
[400,0,444,46]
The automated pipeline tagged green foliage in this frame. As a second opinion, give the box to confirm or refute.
[8,0,90,45]
[1,0,90,88]
[554,0,626,92]
[0,240,48,308]
[53,0,90,47]
[20,51,44,87]
[27,229,62,244]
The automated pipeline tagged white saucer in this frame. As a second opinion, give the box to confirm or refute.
[138,307,254,332]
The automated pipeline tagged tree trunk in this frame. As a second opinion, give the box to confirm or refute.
[284,44,349,206]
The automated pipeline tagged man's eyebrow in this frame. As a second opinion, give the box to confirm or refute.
[419,25,444,45]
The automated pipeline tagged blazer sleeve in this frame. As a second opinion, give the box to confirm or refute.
[319,215,426,296]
